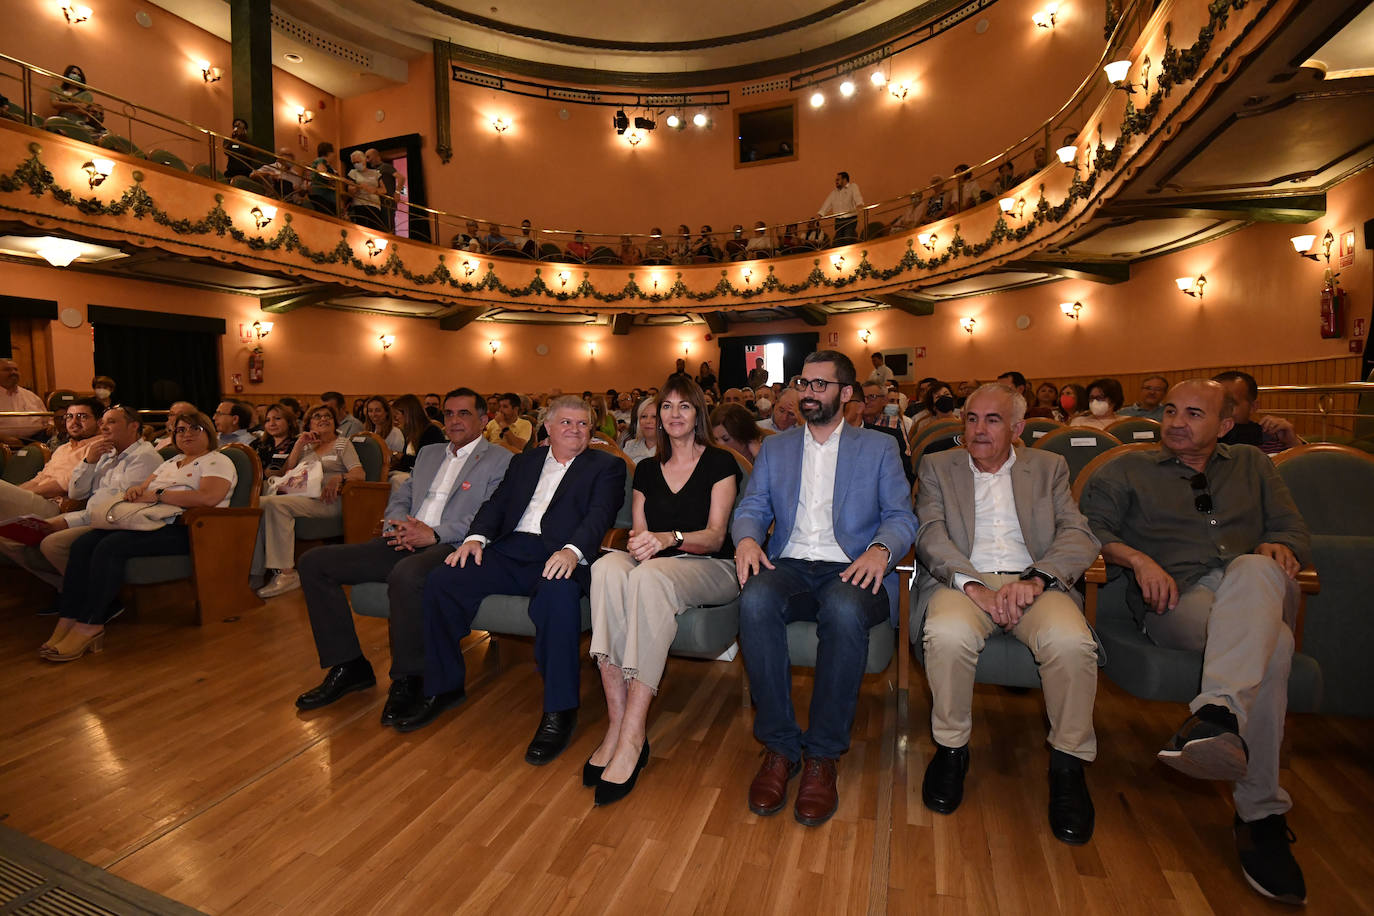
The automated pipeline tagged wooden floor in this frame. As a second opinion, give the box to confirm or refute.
[1,587,1372,916]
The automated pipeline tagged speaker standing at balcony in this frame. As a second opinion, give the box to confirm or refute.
[815,171,863,245]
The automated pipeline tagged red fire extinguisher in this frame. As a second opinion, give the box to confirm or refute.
[1319,272,1346,340]
[248,347,265,384]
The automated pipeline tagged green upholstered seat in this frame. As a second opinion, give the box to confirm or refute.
[147,149,189,171]
[1,446,46,485]
[1106,417,1161,444]
[787,620,894,675]
[1032,427,1122,483]
[1018,417,1062,447]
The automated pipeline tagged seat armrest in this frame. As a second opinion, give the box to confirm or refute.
[182,505,264,623]
[341,480,392,544]
[897,547,916,694]
[602,528,629,551]
[1084,555,1107,584]
[1296,564,1319,595]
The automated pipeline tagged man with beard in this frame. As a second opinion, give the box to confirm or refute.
[732,350,918,827]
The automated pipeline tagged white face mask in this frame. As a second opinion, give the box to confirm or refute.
[1089,398,1111,417]
[94,388,112,399]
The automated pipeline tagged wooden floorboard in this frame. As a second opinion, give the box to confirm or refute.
[1,588,1371,915]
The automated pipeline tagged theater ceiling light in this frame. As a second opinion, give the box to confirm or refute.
[612,110,629,135]
[839,80,855,98]
[1175,275,1207,299]
[634,116,656,131]
[692,112,709,128]
[36,237,83,267]
[82,158,113,188]
[870,70,887,87]
[809,90,825,109]
[1060,301,1083,320]
[666,114,681,129]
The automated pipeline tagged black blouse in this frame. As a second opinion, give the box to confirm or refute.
[257,435,297,476]
[396,423,447,472]
[633,445,741,559]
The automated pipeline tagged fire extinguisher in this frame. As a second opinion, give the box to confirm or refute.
[248,347,265,383]
[1319,270,1346,340]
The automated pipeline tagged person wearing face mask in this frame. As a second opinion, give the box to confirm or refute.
[1055,383,1089,424]
[914,382,959,436]
[861,382,915,483]
[1069,378,1125,431]
[91,376,116,410]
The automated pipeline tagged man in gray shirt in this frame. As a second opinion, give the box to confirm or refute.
[1080,379,1310,906]
[1118,375,1169,421]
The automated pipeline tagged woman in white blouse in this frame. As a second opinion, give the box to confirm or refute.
[621,398,658,465]
[42,410,237,662]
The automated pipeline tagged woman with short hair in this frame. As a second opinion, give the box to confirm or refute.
[1069,378,1126,430]
[710,403,770,463]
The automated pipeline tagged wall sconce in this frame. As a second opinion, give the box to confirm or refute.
[889,81,911,101]
[1291,230,1334,264]
[960,317,977,334]
[252,320,274,340]
[198,60,223,83]
[587,342,597,357]
[462,259,476,277]
[491,116,509,134]
[1032,2,1058,28]
[626,131,643,147]
[1175,275,1207,299]
[917,232,938,251]
[742,267,754,284]
[365,238,387,257]
[558,270,571,287]
[830,254,846,271]
[1056,145,1078,165]
[250,205,276,229]
[60,1,91,24]
[487,340,500,355]
[1104,60,1136,91]
[379,334,395,350]
[1140,55,1152,93]
[1060,301,1083,320]
[857,328,872,344]
[36,238,82,267]
[998,197,1026,219]
[82,158,113,188]
[296,106,313,126]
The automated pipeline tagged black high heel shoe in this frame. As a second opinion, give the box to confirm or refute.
[582,757,605,788]
[594,741,650,806]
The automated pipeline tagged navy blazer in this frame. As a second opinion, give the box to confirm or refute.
[468,445,626,560]
[384,437,513,545]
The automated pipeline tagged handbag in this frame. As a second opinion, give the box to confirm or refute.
[266,457,323,498]
[87,490,184,531]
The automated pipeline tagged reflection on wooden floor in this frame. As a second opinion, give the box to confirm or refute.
[1,587,1371,915]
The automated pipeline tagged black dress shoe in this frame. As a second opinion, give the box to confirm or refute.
[525,710,578,766]
[594,740,650,806]
[295,657,376,710]
[582,757,605,787]
[922,744,970,815]
[1048,765,1095,845]
[380,676,424,726]
[392,687,466,733]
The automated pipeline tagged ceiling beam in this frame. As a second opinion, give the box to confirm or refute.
[1100,194,1326,224]
[611,313,633,335]
[259,286,342,313]
[789,305,828,326]
[1003,260,1132,284]
[701,311,730,334]
[438,307,486,331]
[867,293,936,316]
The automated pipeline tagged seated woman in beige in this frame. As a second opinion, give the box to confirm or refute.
[587,377,741,805]
[256,405,363,598]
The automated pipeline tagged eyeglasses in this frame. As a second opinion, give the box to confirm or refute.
[863,393,886,401]
[1189,472,1212,514]
[174,424,206,435]
[793,377,843,393]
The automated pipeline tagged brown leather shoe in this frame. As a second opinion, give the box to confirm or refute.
[748,750,801,816]
[794,757,839,827]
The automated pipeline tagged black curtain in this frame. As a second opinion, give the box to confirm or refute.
[717,331,820,391]
[0,320,9,358]
[90,306,223,412]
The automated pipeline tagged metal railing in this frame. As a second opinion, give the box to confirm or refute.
[0,0,1154,266]
[1258,382,1374,442]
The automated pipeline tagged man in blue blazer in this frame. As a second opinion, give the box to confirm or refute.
[406,395,627,764]
[733,350,918,827]
[294,389,513,725]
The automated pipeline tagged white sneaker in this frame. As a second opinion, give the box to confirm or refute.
[256,569,301,598]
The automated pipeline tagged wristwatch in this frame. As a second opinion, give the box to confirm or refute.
[1020,568,1055,590]
[672,530,684,548]
[154,487,166,504]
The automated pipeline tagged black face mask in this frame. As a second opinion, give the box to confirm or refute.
[934,395,956,413]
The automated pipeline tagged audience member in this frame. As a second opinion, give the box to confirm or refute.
[411,396,627,762]
[906,377,938,422]
[482,222,512,253]
[817,171,864,244]
[867,352,894,388]
[921,176,950,222]
[622,398,658,464]
[746,357,770,390]
[43,411,235,662]
[451,220,482,252]
[223,118,258,178]
[1069,378,1125,430]
[745,221,773,258]
[255,403,299,476]
[779,224,802,252]
[734,350,917,827]
[996,371,1030,404]
[213,400,255,446]
[390,394,446,474]
[151,401,198,451]
[617,234,643,265]
[1056,383,1089,423]
[586,377,741,804]
[251,148,305,198]
[49,64,103,133]
[954,164,987,210]
[1213,371,1300,454]
[0,399,102,566]
[843,396,865,428]
[1119,375,1169,421]
[366,149,402,232]
[346,150,385,230]
[915,383,1100,843]
[992,161,1018,195]
[363,395,405,460]
[720,388,746,407]
[0,358,46,444]
[1029,381,1060,419]
[321,392,362,438]
[724,225,748,261]
[915,381,959,435]
[644,228,670,264]
[711,403,769,463]
[758,389,800,433]
[255,405,365,598]
[567,231,592,261]
[692,225,719,262]
[861,382,914,483]
[802,218,829,249]
[589,395,619,442]
[307,142,340,214]
[695,362,720,400]
[91,375,116,409]
[483,392,532,453]
[1080,379,1311,905]
[294,389,513,724]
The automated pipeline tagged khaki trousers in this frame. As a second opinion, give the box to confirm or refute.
[0,524,90,589]
[589,551,739,692]
[1144,554,1298,820]
[0,480,61,521]
[922,572,1098,760]
[259,494,341,570]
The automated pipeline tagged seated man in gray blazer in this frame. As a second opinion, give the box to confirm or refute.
[294,388,512,727]
[915,383,1100,844]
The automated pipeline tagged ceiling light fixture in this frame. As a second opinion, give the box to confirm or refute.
[250,205,276,228]
[634,115,656,131]
[1175,275,1207,299]
[839,80,855,98]
[82,158,113,188]
[612,109,629,135]
[870,70,887,87]
[1060,300,1083,320]
[692,111,709,128]
[666,113,681,129]
[283,53,304,64]
[36,238,82,267]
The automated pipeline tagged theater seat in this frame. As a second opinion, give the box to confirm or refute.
[1105,417,1161,443]
[1018,417,1062,447]
[1,444,49,485]
[1032,426,1121,483]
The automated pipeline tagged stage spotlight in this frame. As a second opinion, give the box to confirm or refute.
[810,90,825,108]
[612,110,629,134]
[666,113,681,129]
[870,70,887,87]
[692,111,708,128]
[839,80,855,97]
[634,116,656,131]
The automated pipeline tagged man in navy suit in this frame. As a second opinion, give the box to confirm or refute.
[294,389,513,726]
[403,395,627,764]
[733,350,918,826]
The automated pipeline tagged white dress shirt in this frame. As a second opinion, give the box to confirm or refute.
[62,439,163,528]
[782,422,850,563]
[466,450,586,561]
[817,182,864,217]
[952,449,1034,591]
[414,438,478,529]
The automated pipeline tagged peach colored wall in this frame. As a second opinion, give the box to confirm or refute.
[4,0,339,164]
[13,160,1369,399]
[338,0,1106,233]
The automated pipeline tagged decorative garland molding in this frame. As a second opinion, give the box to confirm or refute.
[0,0,1290,318]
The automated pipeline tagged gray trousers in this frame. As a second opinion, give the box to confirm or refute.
[1144,554,1298,820]
[922,572,1099,760]
[297,537,454,679]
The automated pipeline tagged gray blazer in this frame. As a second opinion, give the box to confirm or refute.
[914,446,1099,623]
[384,437,513,544]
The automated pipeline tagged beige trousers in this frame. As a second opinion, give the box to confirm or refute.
[922,572,1099,760]
[259,494,341,570]
[0,524,90,589]
[1144,554,1298,820]
[0,480,61,521]
[589,551,739,692]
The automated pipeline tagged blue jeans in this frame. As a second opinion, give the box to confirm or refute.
[739,558,889,761]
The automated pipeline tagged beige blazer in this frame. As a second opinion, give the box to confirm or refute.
[913,445,1100,625]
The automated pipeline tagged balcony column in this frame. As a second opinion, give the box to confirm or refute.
[229,0,274,150]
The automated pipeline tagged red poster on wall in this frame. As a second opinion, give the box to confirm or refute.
[1338,230,1356,269]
